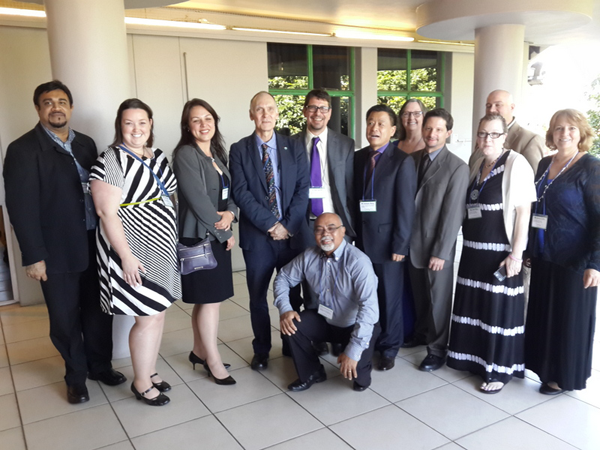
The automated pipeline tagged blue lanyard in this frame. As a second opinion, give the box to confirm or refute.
[118,145,170,197]
[469,152,504,204]
[319,255,341,308]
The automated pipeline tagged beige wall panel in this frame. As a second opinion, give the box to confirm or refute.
[447,52,475,163]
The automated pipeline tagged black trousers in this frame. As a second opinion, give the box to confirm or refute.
[243,240,302,356]
[285,309,381,388]
[372,260,405,358]
[40,231,113,385]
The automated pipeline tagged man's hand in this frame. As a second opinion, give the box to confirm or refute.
[268,222,290,240]
[392,253,405,262]
[428,256,445,271]
[225,235,235,251]
[280,311,301,336]
[26,260,47,281]
[584,268,600,289]
[215,211,234,231]
[338,353,358,380]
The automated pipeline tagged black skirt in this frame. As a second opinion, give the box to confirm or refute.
[180,237,234,304]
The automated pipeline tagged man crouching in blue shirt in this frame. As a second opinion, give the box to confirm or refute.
[274,213,380,392]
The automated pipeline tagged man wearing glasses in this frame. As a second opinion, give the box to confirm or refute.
[274,213,380,392]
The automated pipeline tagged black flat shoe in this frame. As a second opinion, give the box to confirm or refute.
[378,356,396,371]
[251,354,269,371]
[288,366,327,392]
[150,373,171,392]
[419,354,445,372]
[88,369,127,386]
[353,381,369,392]
[131,383,170,406]
[203,362,236,385]
[189,351,230,370]
[539,382,565,395]
[67,384,89,404]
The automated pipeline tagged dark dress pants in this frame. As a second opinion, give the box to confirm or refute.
[243,239,302,356]
[372,260,405,358]
[40,231,113,386]
[285,309,381,388]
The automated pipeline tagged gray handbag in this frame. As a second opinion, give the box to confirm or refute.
[177,237,217,275]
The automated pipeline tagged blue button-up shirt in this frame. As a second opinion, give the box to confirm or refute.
[256,133,282,220]
[43,126,97,230]
[274,240,379,361]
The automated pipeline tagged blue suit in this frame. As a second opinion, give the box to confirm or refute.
[230,132,310,355]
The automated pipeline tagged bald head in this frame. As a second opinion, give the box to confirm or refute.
[249,91,279,138]
[485,90,515,125]
[313,213,345,255]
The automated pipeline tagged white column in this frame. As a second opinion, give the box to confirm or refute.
[472,24,525,133]
[44,0,133,358]
[354,47,378,148]
[44,0,131,148]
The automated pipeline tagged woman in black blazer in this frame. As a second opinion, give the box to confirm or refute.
[173,99,238,385]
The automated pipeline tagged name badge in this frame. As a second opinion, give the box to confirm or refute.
[318,304,334,320]
[222,187,229,200]
[360,200,377,212]
[162,195,173,208]
[81,182,90,194]
[531,213,548,230]
[309,187,326,199]
[467,204,482,219]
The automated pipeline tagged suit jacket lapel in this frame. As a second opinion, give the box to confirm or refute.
[421,146,448,187]
[277,133,293,206]
[249,133,268,193]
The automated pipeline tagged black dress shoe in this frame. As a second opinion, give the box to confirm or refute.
[189,351,231,370]
[288,367,327,392]
[401,336,426,348]
[151,373,171,392]
[203,362,236,385]
[131,383,170,406]
[539,382,565,395]
[331,343,344,357]
[88,369,127,386]
[378,356,396,371]
[251,354,269,371]
[313,342,329,356]
[67,384,89,404]
[419,354,445,372]
[353,381,369,392]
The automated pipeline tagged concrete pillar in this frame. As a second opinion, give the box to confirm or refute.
[44,0,131,148]
[355,47,378,148]
[472,24,525,132]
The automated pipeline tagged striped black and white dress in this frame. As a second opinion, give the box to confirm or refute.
[91,146,181,316]
[447,151,525,384]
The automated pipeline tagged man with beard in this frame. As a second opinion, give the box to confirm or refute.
[3,80,124,404]
[273,213,380,392]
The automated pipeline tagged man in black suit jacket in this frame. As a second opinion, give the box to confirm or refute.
[3,80,124,404]
[230,91,310,371]
[354,104,417,371]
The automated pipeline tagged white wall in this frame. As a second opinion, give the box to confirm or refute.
[447,52,475,163]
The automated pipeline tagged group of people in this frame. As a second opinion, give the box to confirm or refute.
[3,81,598,408]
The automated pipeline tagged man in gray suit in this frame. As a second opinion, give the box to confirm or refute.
[294,89,356,356]
[408,109,469,372]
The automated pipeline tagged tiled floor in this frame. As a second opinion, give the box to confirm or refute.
[1,270,599,450]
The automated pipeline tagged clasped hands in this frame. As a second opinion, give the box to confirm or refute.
[268,222,290,240]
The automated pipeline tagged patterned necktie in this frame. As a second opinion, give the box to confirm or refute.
[262,143,280,219]
[310,137,323,217]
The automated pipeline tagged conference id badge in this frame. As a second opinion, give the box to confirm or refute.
[360,200,377,212]
[309,187,326,199]
[161,195,174,208]
[222,187,229,200]
[467,204,482,219]
[318,304,334,320]
[531,213,548,230]
[81,182,90,194]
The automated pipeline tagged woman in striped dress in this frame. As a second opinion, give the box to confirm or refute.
[447,114,536,394]
[91,99,181,406]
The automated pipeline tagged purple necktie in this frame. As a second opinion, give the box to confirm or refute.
[262,143,279,219]
[310,137,323,217]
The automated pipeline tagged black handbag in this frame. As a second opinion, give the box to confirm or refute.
[177,237,217,275]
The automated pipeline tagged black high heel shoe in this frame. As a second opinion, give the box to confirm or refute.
[189,351,230,370]
[203,362,236,385]
[131,383,170,406]
[150,373,171,392]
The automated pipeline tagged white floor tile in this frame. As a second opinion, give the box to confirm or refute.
[566,371,600,409]
[0,393,21,431]
[162,307,192,333]
[158,327,194,357]
[330,405,449,450]
[0,305,48,327]
[0,427,27,450]
[224,329,284,364]
[397,384,509,440]
[0,366,14,396]
[216,394,322,450]
[2,318,49,344]
[456,417,577,450]
[95,441,134,450]
[220,299,250,320]
[0,342,9,368]
[218,314,256,343]
[516,394,600,450]
[267,427,353,449]
[6,335,59,365]
[10,355,65,391]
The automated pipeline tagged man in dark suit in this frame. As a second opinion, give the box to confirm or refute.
[230,91,310,371]
[408,108,469,372]
[3,80,124,404]
[354,104,417,371]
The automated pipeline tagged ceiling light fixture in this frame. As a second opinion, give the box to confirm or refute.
[335,30,414,42]
[418,39,474,46]
[232,27,332,37]
[125,17,225,30]
[0,7,45,18]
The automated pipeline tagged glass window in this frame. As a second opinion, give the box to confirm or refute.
[313,46,351,91]
[268,43,309,90]
[377,49,408,91]
[410,50,442,92]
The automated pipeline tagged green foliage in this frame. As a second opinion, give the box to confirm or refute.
[377,68,437,92]
[269,76,308,90]
[587,76,600,157]
[273,95,305,136]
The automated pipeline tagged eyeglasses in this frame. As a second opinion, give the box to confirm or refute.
[477,131,505,139]
[314,225,343,235]
[401,111,423,118]
[306,105,331,114]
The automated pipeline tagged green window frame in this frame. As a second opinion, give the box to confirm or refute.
[268,44,356,139]
[377,49,446,111]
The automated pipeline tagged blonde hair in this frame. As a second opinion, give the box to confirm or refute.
[546,109,594,152]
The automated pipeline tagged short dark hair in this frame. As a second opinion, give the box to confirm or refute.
[303,89,331,108]
[397,99,427,141]
[366,104,397,129]
[174,98,227,165]
[424,108,453,131]
[111,98,154,148]
[33,80,73,107]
